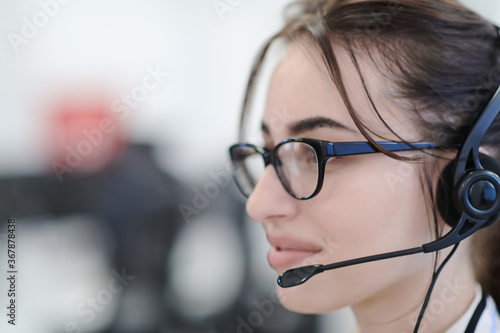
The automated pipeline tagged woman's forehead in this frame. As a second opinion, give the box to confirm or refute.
[262,42,422,142]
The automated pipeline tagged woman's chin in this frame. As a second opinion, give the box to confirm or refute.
[275,283,347,314]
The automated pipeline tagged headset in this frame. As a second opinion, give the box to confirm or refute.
[432,86,500,250]
[435,28,500,236]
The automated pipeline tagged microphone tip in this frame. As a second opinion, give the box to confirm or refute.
[277,265,324,288]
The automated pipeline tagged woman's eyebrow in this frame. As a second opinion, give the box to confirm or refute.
[261,116,354,137]
[289,116,353,135]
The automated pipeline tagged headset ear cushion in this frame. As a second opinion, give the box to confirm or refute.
[437,153,500,228]
[437,161,460,228]
[477,154,500,227]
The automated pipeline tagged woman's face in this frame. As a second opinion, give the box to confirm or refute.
[246,43,440,315]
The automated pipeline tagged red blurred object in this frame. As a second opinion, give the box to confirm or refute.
[50,92,126,177]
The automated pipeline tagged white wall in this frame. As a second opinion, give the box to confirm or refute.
[461,0,500,24]
[0,0,291,181]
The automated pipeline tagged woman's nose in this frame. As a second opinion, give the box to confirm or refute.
[246,164,299,224]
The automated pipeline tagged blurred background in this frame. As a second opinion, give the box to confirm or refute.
[0,1,498,333]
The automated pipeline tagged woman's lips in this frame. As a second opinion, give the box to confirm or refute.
[266,234,322,270]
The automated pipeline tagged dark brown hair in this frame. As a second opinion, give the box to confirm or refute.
[239,0,500,305]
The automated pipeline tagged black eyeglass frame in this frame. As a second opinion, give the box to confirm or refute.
[229,138,439,200]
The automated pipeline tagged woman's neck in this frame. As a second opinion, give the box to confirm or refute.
[352,250,477,333]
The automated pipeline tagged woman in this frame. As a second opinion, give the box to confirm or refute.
[229,0,500,332]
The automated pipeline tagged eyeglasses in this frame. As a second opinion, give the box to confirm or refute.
[229,138,438,200]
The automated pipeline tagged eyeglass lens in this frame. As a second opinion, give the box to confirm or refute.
[231,145,265,197]
[232,141,319,198]
[276,142,319,198]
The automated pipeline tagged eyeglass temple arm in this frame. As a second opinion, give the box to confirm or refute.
[327,142,439,156]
